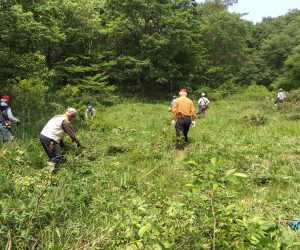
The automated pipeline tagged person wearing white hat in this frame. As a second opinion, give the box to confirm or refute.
[40,107,83,173]
[197,93,210,117]
[274,88,286,105]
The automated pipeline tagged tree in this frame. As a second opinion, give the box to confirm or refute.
[273,45,300,90]
[244,10,300,87]
[101,0,204,95]
[198,0,249,87]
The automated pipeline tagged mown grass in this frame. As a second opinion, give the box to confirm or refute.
[1,97,300,249]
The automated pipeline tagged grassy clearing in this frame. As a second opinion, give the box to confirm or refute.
[1,97,300,249]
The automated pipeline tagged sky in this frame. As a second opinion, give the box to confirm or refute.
[228,0,300,23]
[198,0,300,23]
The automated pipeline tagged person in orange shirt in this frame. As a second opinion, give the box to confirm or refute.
[172,88,196,147]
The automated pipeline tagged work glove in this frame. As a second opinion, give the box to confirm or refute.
[191,121,196,127]
[288,220,300,230]
[171,120,176,126]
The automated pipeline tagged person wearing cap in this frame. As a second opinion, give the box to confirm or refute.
[274,88,286,105]
[197,93,210,117]
[172,89,196,147]
[85,105,96,119]
[40,108,83,173]
[0,95,20,142]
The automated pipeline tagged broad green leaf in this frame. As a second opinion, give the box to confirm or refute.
[138,224,152,237]
[152,243,163,250]
[213,183,219,190]
[225,204,236,212]
[163,241,172,249]
[233,173,248,178]
[201,243,211,249]
[55,227,61,239]
[187,160,198,167]
[211,157,217,166]
[225,168,236,176]
[136,241,143,248]
[125,245,138,250]
[290,242,300,246]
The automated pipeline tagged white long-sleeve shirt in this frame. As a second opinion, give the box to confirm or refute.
[277,91,286,101]
[198,97,210,106]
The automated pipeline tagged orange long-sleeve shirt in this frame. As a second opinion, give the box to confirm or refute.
[172,96,196,120]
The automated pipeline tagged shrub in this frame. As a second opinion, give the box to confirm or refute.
[210,81,242,100]
[12,78,48,119]
[241,84,271,100]
[287,88,300,103]
[242,114,268,127]
[58,84,80,108]
[11,78,49,137]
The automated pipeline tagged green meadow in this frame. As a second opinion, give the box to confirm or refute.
[1,95,300,249]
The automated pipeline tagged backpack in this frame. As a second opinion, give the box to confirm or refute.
[0,105,9,121]
[0,105,11,127]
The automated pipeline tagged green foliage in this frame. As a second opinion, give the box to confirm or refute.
[244,10,300,87]
[199,2,250,87]
[2,97,300,248]
[80,73,117,105]
[287,88,300,103]
[12,78,48,112]
[210,80,242,100]
[185,158,283,248]
[273,45,300,90]
[0,0,299,99]
[57,84,79,108]
[241,84,271,100]
[242,114,268,127]
[8,78,48,138]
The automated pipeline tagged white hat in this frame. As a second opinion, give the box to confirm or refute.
[66,107,77,116]
[201,93,206,97]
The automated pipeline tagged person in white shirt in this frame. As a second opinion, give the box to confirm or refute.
[274,88,286,105]
[40,107,83,173]
[197,93,210,117]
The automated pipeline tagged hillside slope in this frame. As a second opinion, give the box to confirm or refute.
[1,98,300,249]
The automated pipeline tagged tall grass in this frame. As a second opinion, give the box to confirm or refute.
[1,97,300,249]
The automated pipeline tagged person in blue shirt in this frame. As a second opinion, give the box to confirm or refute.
[85,105,96,119]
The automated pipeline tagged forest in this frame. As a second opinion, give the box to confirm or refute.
[1,0,299,105]
[1,0,300,249]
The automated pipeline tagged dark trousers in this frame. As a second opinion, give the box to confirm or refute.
[175,116,192,142]
[200,105,207,117]
[274,98,283,104]
[0,123,12,141]
[40,134,62,165]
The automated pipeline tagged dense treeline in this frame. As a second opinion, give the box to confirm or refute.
[0,0,299,101]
